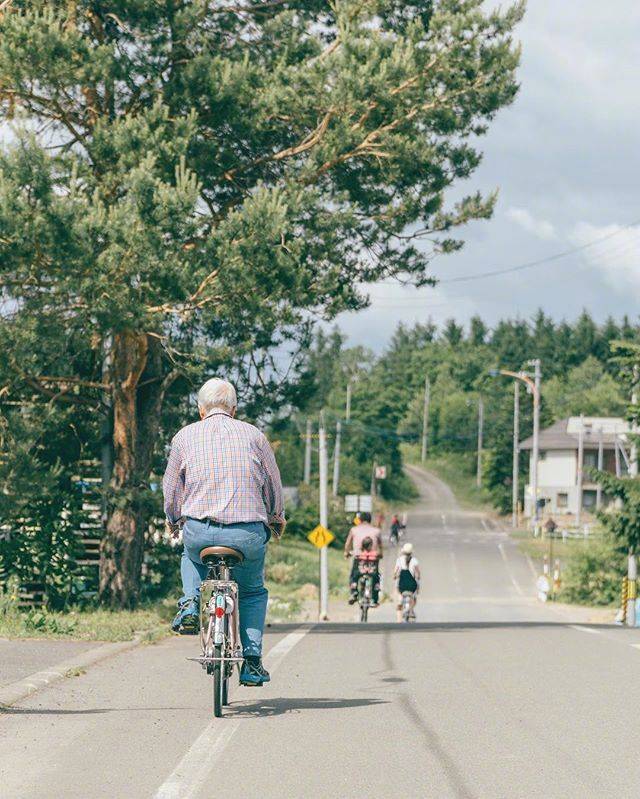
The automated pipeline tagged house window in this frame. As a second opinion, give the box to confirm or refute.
[582,490,597,509]
[557,492,568,509]
[584,452,598,469]
[539,450,547,461]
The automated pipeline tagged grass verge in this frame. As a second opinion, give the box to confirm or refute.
[0,593,174,642]
[265,535,349,621]
[0,535,349,638]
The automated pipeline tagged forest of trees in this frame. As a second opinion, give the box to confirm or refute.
[1,303,637,608]
[273,309,636,514]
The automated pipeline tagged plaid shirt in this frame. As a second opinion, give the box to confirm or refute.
[163,411,284,528]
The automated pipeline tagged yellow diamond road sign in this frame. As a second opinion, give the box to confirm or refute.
[307,524,335,549]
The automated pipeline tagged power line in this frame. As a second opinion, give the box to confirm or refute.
[439,218,640,284]
[374,218,640,288]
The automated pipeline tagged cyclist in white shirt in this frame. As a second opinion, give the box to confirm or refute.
[393,542,421,622]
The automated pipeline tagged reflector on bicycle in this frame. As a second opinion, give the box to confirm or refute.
[215,606,225,618]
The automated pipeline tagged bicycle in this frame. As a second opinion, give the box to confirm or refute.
[400,590,416,623]
[187,545,244,717]
[356,555,379,622]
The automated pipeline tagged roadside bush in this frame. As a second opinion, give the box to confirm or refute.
[557,539,623,606]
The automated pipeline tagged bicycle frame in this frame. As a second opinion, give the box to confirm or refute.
[187,562,243,670]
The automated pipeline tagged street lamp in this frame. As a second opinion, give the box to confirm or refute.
[489,359,542,524]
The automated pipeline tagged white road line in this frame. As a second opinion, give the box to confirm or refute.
[441,513,446,528]
[630,644,640,650]
[497,543,524,596]
[154,628,310,799]
[481,518,490,532]
[569,625,601,635]
[526,554,538,581]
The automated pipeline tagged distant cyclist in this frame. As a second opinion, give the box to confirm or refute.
[394,542,420,622]
[344,511,383,605]
[389,513,405,545]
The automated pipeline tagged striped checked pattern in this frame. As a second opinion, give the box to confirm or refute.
[163,411,284,528]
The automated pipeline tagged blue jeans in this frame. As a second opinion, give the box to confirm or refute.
[180,518,270,657]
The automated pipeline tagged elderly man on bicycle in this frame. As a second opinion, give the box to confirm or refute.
[163,377,285,686]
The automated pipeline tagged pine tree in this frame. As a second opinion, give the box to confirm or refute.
[0,0,524,604]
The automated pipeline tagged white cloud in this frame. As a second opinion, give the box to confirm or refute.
[506,207,557,241]
[569,222,640,293]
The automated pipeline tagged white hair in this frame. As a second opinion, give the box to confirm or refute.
[197,378,237,414]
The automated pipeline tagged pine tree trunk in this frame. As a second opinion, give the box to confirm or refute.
[98,330,148,607]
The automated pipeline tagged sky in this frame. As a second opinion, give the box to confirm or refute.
[335,0,640,351]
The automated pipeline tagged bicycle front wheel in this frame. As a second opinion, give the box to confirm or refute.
[213,644,224,717]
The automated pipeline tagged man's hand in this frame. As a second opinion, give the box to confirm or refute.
[165,520,181,539]
[268,518,287,539]
[344,551,351,559]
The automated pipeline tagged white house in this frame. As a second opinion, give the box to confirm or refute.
[520,416,631,517]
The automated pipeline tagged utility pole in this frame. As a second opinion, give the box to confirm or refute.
[318,412,329,621]
[421,376,430,462]
[303,419,312,484]
[596,427,603,510]
[476,396,484,488]
[332,420,341,497]
[371,461,377,498]
[489,360,541,523]
[576,415,584,526]
[346,381,352,422]
[531,359,542,521]
[512,382,520,529]
[627,374,638,627]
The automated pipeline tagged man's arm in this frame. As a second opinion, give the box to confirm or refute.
[163,435,185,531]
[344,529,353,558]
[258,434,285,526]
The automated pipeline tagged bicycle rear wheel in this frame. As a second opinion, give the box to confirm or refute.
[222,679,229,706]
[213,644,224,717]
[360,605,368,622]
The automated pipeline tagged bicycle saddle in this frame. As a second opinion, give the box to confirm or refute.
[200,545,244,563]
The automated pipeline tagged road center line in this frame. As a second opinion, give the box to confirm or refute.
[153,627,310,799]
[569,625,601,635]
[497,543,524,596]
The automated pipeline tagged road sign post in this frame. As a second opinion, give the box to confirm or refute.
[318,413,329,620]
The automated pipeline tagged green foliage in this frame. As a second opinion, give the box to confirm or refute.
[284,485,352,545]
[594,471,640,554]
[544,357,626,419]
[557,539,623,606]
[0,407,91,609]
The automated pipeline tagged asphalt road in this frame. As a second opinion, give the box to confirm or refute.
[3,466,640,799]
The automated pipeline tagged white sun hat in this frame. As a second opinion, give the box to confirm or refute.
[401,542,413,555]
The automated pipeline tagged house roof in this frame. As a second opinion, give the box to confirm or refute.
[520,416,630,451]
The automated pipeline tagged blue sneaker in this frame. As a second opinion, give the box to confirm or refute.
[171,598,199,635]
[240,657,270,686]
